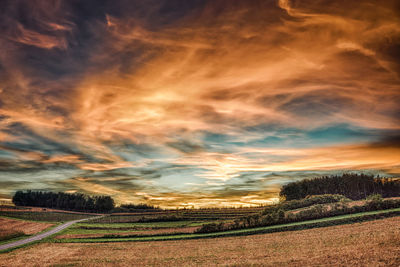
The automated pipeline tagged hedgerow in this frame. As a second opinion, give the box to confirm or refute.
[196,196,400,233]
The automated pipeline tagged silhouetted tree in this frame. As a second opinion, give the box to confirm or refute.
[280,174,400,200]
[12,190,115,212]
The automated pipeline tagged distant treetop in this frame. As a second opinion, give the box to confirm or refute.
[280,174,400,201]
[12,190,115,212]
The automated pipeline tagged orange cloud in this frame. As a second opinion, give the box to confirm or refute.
[11,23,67,49]
[0,0,399,207]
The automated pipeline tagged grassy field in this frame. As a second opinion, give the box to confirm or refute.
[90,207,263,223]
[0,216,54,234]
[0,231,26,244]
[1,199,398,255]
[1,216,398,266]
[75,221,206,228]
[0,199,398,266]
[53,220,210,240]
[54,208,400,243]
[0,216,55,244]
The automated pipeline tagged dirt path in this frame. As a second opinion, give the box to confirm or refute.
[0,216,103,251]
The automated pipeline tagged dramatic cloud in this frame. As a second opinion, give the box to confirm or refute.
[0,0,399,207]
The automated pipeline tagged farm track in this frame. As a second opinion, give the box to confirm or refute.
[0,216,103,251]
[60,208,400,243]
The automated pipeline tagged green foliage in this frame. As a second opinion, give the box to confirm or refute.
[12,190,115,213]
[84,220,203,228]
[57,208,400,243]
[366,194,384,210]
[366,194,383,201]
[195,222,224,233]
[280,174,400,200]
[113,203,161,212]
[91,207,263,223]
[196,198,400,233]
[263,194,349,214]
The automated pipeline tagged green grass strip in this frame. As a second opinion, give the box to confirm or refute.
[0,233,28,246]
[58,208,400,243]
[75,221,203,229]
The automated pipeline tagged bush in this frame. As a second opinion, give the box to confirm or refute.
[263,194,349,215]
[366,194,383,210]
[366,194,383,201]
[196,198,400,233]
[195,222,225,233]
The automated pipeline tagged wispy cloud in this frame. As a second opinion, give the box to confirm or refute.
[0,0,399,207]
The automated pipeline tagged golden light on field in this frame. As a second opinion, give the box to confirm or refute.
[0,217,399,265]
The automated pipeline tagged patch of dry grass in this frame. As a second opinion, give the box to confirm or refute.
[0,230,25,242]
[1,216,399,266]
[0,217,54,235]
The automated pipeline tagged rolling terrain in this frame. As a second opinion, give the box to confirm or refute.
[0,216,398,266]
[1,190,399,266]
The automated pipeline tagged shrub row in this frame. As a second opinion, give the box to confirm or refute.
[59,210,400,243]
[196,197,400,233]
[263,194,349,214]
[217,210,400,238]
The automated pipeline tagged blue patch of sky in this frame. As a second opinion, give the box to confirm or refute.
[0,168,86,196]
[0,149,16,160]
[156,167,212,192]
[201,123,382,151]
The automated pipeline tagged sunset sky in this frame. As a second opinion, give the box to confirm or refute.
[0,0,399,208]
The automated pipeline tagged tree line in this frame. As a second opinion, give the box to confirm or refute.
[12,190,115,212]
[280,173,400,200]
[196,194,400,233]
